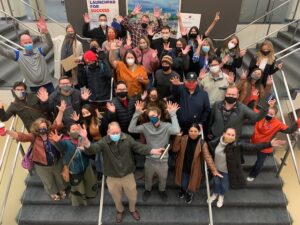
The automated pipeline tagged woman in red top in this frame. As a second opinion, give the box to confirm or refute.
[247,106,300,181]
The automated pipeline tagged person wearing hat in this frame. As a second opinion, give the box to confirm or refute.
[153,55,180,100]
[170,71,210,134]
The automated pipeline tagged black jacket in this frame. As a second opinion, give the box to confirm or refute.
[150,37,177,59]
[208,138,271,189]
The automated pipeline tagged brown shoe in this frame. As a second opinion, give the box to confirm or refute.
[116,211,124,224]
[130,210,140,221]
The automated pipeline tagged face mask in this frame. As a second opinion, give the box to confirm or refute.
[185,82,197,91]
[228,42,236,50]
[251,72,260,81]
[90,47,98,53]
[141,23,148,29]
[150,96,158,102]
[176,47,182,54]
[224,136,235,143]
[83,115,92,123]
[126,58,135,66]
[189,33,197,39]
[202,46,210,53]
[38,127,48,135]
[100,21,107,27]
[116,91,127,98]
[15,90,26,99]
[88,62,98,70]
[162,65,170,72]
[261,50,270,56]
[24,44,33,52]
[110,133,121,142]
[60,85,72,92]
[265,115,273,121]
[162,34,170,41]
[149,116,159,125]
[209,65,220,74]
[66,33,75,39]
[70,131,80,139]
[108,33,116,40]
[139,44,147,50]
[225,96,237,104]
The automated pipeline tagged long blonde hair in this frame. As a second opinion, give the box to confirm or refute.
[256,40,275,64]
[30,118,52,136]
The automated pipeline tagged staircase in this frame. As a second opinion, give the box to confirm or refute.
[0,20,54,88]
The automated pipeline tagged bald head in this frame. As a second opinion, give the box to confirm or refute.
[20,34,33,47]
[107,122,121,135]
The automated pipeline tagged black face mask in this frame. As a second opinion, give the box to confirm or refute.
[225,96,237,104]
[162,65,170,72]
[141,23,148,29]
[88,62,98,70]
[38,128,48,135]
[189,33,197,39]
[265,115,273,121]
[116,91,127,98]
[176,47,182,54]
[261,50,270,56]
[98,51,106,60]
[83,115,92,124]
[91,47,98,53]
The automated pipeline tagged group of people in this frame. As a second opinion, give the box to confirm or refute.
[0,4,300,224]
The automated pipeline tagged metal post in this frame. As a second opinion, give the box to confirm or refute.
[266,0,276,36]
[292,0,300,20]
[0,0,7,23]
[97,174,105,225]
[290,21,299,44]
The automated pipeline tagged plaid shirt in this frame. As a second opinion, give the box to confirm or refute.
[121,14,163,48]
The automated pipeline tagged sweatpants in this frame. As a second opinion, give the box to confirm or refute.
[144,158,168,192]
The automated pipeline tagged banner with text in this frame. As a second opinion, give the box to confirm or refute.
[177,13,201,38]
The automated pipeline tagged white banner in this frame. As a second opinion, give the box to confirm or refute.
[177,13,201,38]
[87,0,120,29]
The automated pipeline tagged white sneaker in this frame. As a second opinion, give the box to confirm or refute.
[216,195,224,208]
[207,193,218,203]
[247,177,255,182]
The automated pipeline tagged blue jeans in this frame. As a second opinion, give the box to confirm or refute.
[213,171,229,195]
[249,151,268,178]
[181,172,191,192]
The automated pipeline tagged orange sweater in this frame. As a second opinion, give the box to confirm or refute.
[116,61,149,97]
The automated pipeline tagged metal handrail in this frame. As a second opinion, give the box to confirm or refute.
[271,72,300,184]
[0,9,39,34]
[277,47,300,61]
[244,19,300,49]
[0,35,24,50]
[214,0,291,41]
[0,124,25,224]
[0,39,18,51]
[97,174,105,225]
[0,0,8,23]
[275,42,300,56]
[17,0,91,42]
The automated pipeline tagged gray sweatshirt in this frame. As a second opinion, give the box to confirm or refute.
[0,33,53,87]
[214,137,228,173]
[128,110,180,161]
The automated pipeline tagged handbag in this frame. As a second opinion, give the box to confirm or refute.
[21,144,34,170]
[61,150,77,183]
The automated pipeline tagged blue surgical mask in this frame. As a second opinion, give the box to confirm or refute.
[149,116,159,125]
[110,133,121,142]
[202,46,210,53]
[24,44,33,52]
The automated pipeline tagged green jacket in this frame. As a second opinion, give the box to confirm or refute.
[85,133,151,177]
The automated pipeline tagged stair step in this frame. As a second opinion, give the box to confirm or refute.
[0,21,16,36]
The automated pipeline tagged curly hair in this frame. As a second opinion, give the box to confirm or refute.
[30,118,52,136]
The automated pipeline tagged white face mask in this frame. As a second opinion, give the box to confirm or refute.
[126,58,135,66]
[99,21,107,27]
[209,65,220,74]
[228,42,236,50]
[162,34,170,41]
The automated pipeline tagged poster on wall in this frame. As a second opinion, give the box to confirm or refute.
[87,0,120,29]
[126,0,181,38]
[177,13,201,38]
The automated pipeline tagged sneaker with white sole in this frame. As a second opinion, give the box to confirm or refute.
[207,193,218,203]
[247,177,255,182]
[216,195,224,208]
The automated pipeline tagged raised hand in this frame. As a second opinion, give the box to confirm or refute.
[116,38,123,48]
[176,10,182,20]
[182,45,191,55]
[83,13,90,23]
[277,62,284,70]
[147,26,154,36]
[214,11,221,22]
[170,76,183,86]
[81,87,91,100]
[153,7,161,18]
[106,102,116,113]
[227,72,235,84]
[270,138,286,147]
[37,17,48,34]
[95,108,103,119]
[222,54,231,65]
[141,90,148,101]
[135,100,145,113]
[56,100,66,112]
[166,101,180,113]
[132,4,142,15]
[152,49,158,58]
[70,111,80,122]
[0,101,4,109]
[163,42,172,51]
[240,49,247,57]
[196,35,203,46]
[115,15,124,23]
[78,124,88,139]
[240,69,248,80]
[49,130,62,143]
[199,68,207,80]
[37,87,48,102]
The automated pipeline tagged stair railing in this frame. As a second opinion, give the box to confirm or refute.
[17,0,91,42]
[201,128,214,225]
[0,0,8,23]
[277,47,300,61]
[0,118,25,225]
[213,0,291,41]
[97,174,105,225]
[0,35,24,50]
[274,41,300,56]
